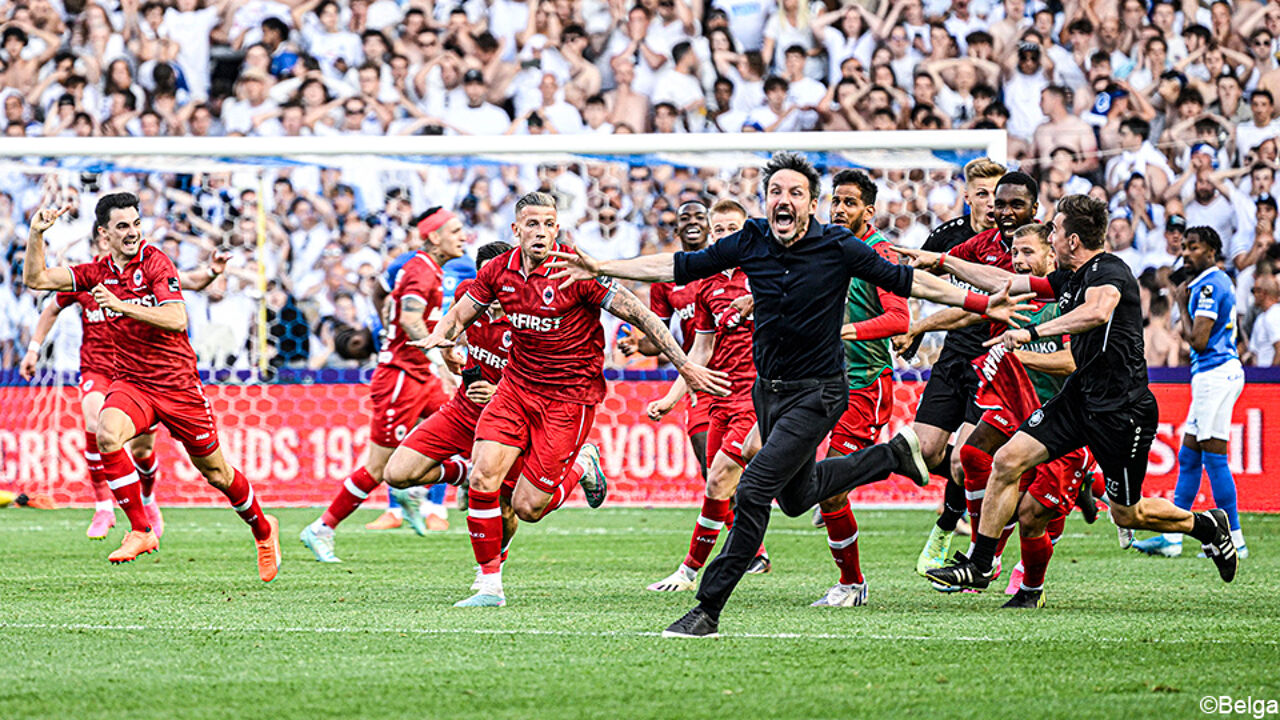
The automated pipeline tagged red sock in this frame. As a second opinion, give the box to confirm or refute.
[321,466,380,528]
[959,445,992,543]
[1019,532,1054,589]
[996,521,1016,557]
[538,460,587,519]
[1047,515,1066,544]
[133,452,158,498]
[683,496,731,570]
[1091,475,1105,498]
[440,457,468,486]
[85,432,112,504]
[101,447,150,531]
[218,469,271,540]
[467,489,502,574]
[821,501,863,585]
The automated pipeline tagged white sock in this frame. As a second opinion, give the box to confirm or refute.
[678,563,697,580]
[389,507,404,519]
[310,519,333,535]
[94,500,113,512]
[424,502,447,519]
[141,494,155,506]
[1231,528,1246,548]
[1162,532,1183,543]
[1013,561,1024,573]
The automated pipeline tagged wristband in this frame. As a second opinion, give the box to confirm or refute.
[938,253,946,270]
[27,341,40,355]
[962,291,989,315]
[1026,325,1040,342]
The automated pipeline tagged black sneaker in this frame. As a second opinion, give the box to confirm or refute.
[746,553,772,575]
[1075,479,1098,524]
[662,607,720,638]
[1001,588,1045,609]
[1202,509,1238,583]
[925,558,996,590]
[888,427,929,487]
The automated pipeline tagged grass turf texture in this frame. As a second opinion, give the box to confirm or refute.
[1,507,1277,720]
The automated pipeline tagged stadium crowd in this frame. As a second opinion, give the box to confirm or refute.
[5,0,1280,372]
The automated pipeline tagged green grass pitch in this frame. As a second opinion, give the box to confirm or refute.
[1,507,1277,720]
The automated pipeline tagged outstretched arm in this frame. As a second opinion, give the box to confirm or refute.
[19,299,66,380]
[896,245,1033,296]
[177,251,231,290]
[411,294,485,350]
[603,285,731,396]
[549,248,678,285]
[647,330,715,420]
[908,271,1034,327]
[988,286,1120,350]
[23,205,77,291]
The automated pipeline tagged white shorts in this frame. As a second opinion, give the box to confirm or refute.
[1185,358,1244,442]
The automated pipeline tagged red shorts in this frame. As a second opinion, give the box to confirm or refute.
[400,394,482,462]
[683,391,710,437]
[104,379,218,457]
[475,381,596,494]
[79,370,113,397]
[829,371,893,455]
[706,398,755,468]
[368,366,449,448]
[1020,447,1094,517]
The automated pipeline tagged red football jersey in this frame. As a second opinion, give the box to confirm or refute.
[56,289,114,377]
[944,228,1013,272]
[465,244,613,404]
[68,242,198,390]
[457,279,512,388]
[693,268,756,403]
[650,281,699,352]
[381,251,445,382]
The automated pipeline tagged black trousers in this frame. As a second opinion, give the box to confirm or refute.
[695,375,899,618]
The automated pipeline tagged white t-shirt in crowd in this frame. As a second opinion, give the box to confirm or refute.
[1250,303,1280,365]
[712,0,771,52]
[159,7,221,101]
[443,102,513,136]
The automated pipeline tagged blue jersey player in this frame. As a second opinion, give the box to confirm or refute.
[1135,226,1248,558]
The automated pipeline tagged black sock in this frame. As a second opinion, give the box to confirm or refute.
[929,444,954,481]
[937,480,965,531]
[969,533,999,573]
[1187,513,1218,544]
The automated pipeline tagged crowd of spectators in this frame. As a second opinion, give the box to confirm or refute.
[6,0,1280,374]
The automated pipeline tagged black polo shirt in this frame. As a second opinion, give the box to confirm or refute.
[673,218,914,381]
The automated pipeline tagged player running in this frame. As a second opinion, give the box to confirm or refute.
[893,159,1006,561]
[806,169,911,607]
[414,192,729,608]
[20,237,227,540]
[619,201,714,486]
[918,195,1240,593]
[645,199,774,591]
[1133,227,1248,559]
[24,194,281,580]
[300,207,461,562]
[900,171,1038,577]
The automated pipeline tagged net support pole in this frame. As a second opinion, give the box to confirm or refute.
[256,177,269,378]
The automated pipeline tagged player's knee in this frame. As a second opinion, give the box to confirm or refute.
[95,426,125,454]
[383,457,411,489]
[818,494,848,514]
[1017,501,1051,532]
[512,497,544,523]
[468,468,503,493]
[990,450,1028,486]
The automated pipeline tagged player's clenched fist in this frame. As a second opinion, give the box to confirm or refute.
[90,284,125,312]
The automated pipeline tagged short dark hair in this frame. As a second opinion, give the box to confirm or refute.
[476,241,514,269]
[966,30,993,46]
[1121,117,1151,140]
[1186,225,1223,260]
[262,16,288,35]
[1253,88,1275,104]
[94,192,140,234]
[763,152,820,201]
[784,44,806,57]
[1057,194,1108,250]
[763,75,789,93]
[1184,24,1212,42]
[831,168,876,206]
[1067,18,1094,35]
[996,171,1039,200]
[671,40,693,64]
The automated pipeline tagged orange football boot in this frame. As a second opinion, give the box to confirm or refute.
[108,530,159,563]
[257,515,281,582]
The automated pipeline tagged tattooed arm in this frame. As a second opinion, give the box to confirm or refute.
[603,285,731,396]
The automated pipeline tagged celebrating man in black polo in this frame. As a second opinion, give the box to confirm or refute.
[549,153,1033,637]
[899,194,1239,594]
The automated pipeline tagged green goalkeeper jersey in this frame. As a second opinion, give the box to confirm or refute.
[844,228,896,390]
[1020,300,1067,403]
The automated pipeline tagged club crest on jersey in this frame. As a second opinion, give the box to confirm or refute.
[502,330,513,348]
[1200,285,1213,298]
[133,269,144,287]
[168,277,180,293]
[1028,409,1044,427]
[542,286,555,305]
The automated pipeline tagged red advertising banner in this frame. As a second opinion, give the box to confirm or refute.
[2,381,1277,512]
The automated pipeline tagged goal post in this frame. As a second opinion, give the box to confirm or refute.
[0,130,1005,509]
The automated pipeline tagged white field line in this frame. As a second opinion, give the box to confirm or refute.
[0,622,1273,645]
